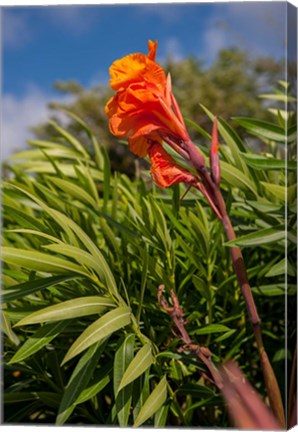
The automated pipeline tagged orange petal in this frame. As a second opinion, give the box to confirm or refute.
[148,40,158,61]
[149,142,196,188]
[109,53,165,91]
[128,135,151,157]
[109,53,148,91]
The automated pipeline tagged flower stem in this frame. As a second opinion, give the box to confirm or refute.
[187,140,285,427]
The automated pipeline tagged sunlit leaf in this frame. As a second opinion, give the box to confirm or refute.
[62,306,131,364]
[225,226,285,247]
[133,376,167,427]
[114,334,135,426]
[118,344,154,392]
[2,247,90,277]
[15,296,115,325]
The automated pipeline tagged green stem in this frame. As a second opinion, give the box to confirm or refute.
[167,382,186,425]
[206,256,213,345]
[136,246,149,324]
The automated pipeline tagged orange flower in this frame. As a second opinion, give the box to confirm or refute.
[105,40,190,158]
[148,141,197,188]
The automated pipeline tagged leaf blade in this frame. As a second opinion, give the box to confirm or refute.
[133,376,167,427]
[62,306,131,365]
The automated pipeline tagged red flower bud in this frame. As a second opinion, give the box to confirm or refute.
[210,117,221,185]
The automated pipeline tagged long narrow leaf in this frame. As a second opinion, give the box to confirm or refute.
[15,296,115,325]
[114,334,135,426]
[118,344,153,392]
[62,306,131,365]
[2,247,90,277]
[225,226,285,247]
[133,376,167,427]
[2,275,76,303]
[9,321,69,364]
[57,341,106,424]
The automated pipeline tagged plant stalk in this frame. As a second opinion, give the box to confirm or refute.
[188,140,285,427]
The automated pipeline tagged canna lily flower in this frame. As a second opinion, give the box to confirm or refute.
[105,40,191,158]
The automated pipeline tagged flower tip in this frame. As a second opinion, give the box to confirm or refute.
[210,116,221,185]
[211,116,219,153]
[148,40,158,61]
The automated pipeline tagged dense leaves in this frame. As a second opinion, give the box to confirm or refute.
[2,79,296,426]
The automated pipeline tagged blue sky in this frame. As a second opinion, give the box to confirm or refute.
[2,2,289,158]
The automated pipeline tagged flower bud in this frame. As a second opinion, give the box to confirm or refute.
[210,117,221,185]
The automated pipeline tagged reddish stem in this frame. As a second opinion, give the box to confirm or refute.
[186,139,285,427]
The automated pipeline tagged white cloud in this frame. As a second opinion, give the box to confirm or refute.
[204,3,285,60]
[202,25,228,64]
[46,6,99,35]
[1,85,73,161]
[134,4,182,25]
[160,37,184,62]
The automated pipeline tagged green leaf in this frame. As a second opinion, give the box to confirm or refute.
[102,146,111,213]
[224,226,285,247]
[184,118,211,140]
[133,376,167,427]
[47,177,97,207]
[42,243,107,277]
[177,383,215,398]
[265,258,286,277]
[259,93,296,103]
[3,206,47,232]
[132,370,150,422]
[191,324,231,335]
[4,392,38,404]
[2,312,20,345]
[8,321,69,364]
[2,275,76,303]
[246,200,282,214]
[14,296,115,325]
[114,334,135,426]
[118,344,154,392]
[234,117,286,142]
[62,306,131,364]
[220,161,258,196]
[273,349,290,363]
[44,210,120,300]
[154,403,169,427]
[57,341,107,424]
[74,374,110,405]
[49,120,89,158]
[240,153,296,171]
[2,247,90,277]
[252,284,296,296]
[9,146,84,161]
[36,392,61,409]
[192,275,212,302]
[261,182,286,202]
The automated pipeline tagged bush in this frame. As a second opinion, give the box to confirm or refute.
[2,83,296,426]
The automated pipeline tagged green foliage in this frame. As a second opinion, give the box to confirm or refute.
[2,82,296,426]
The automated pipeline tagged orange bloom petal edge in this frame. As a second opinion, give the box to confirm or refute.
[148,141,196,188]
